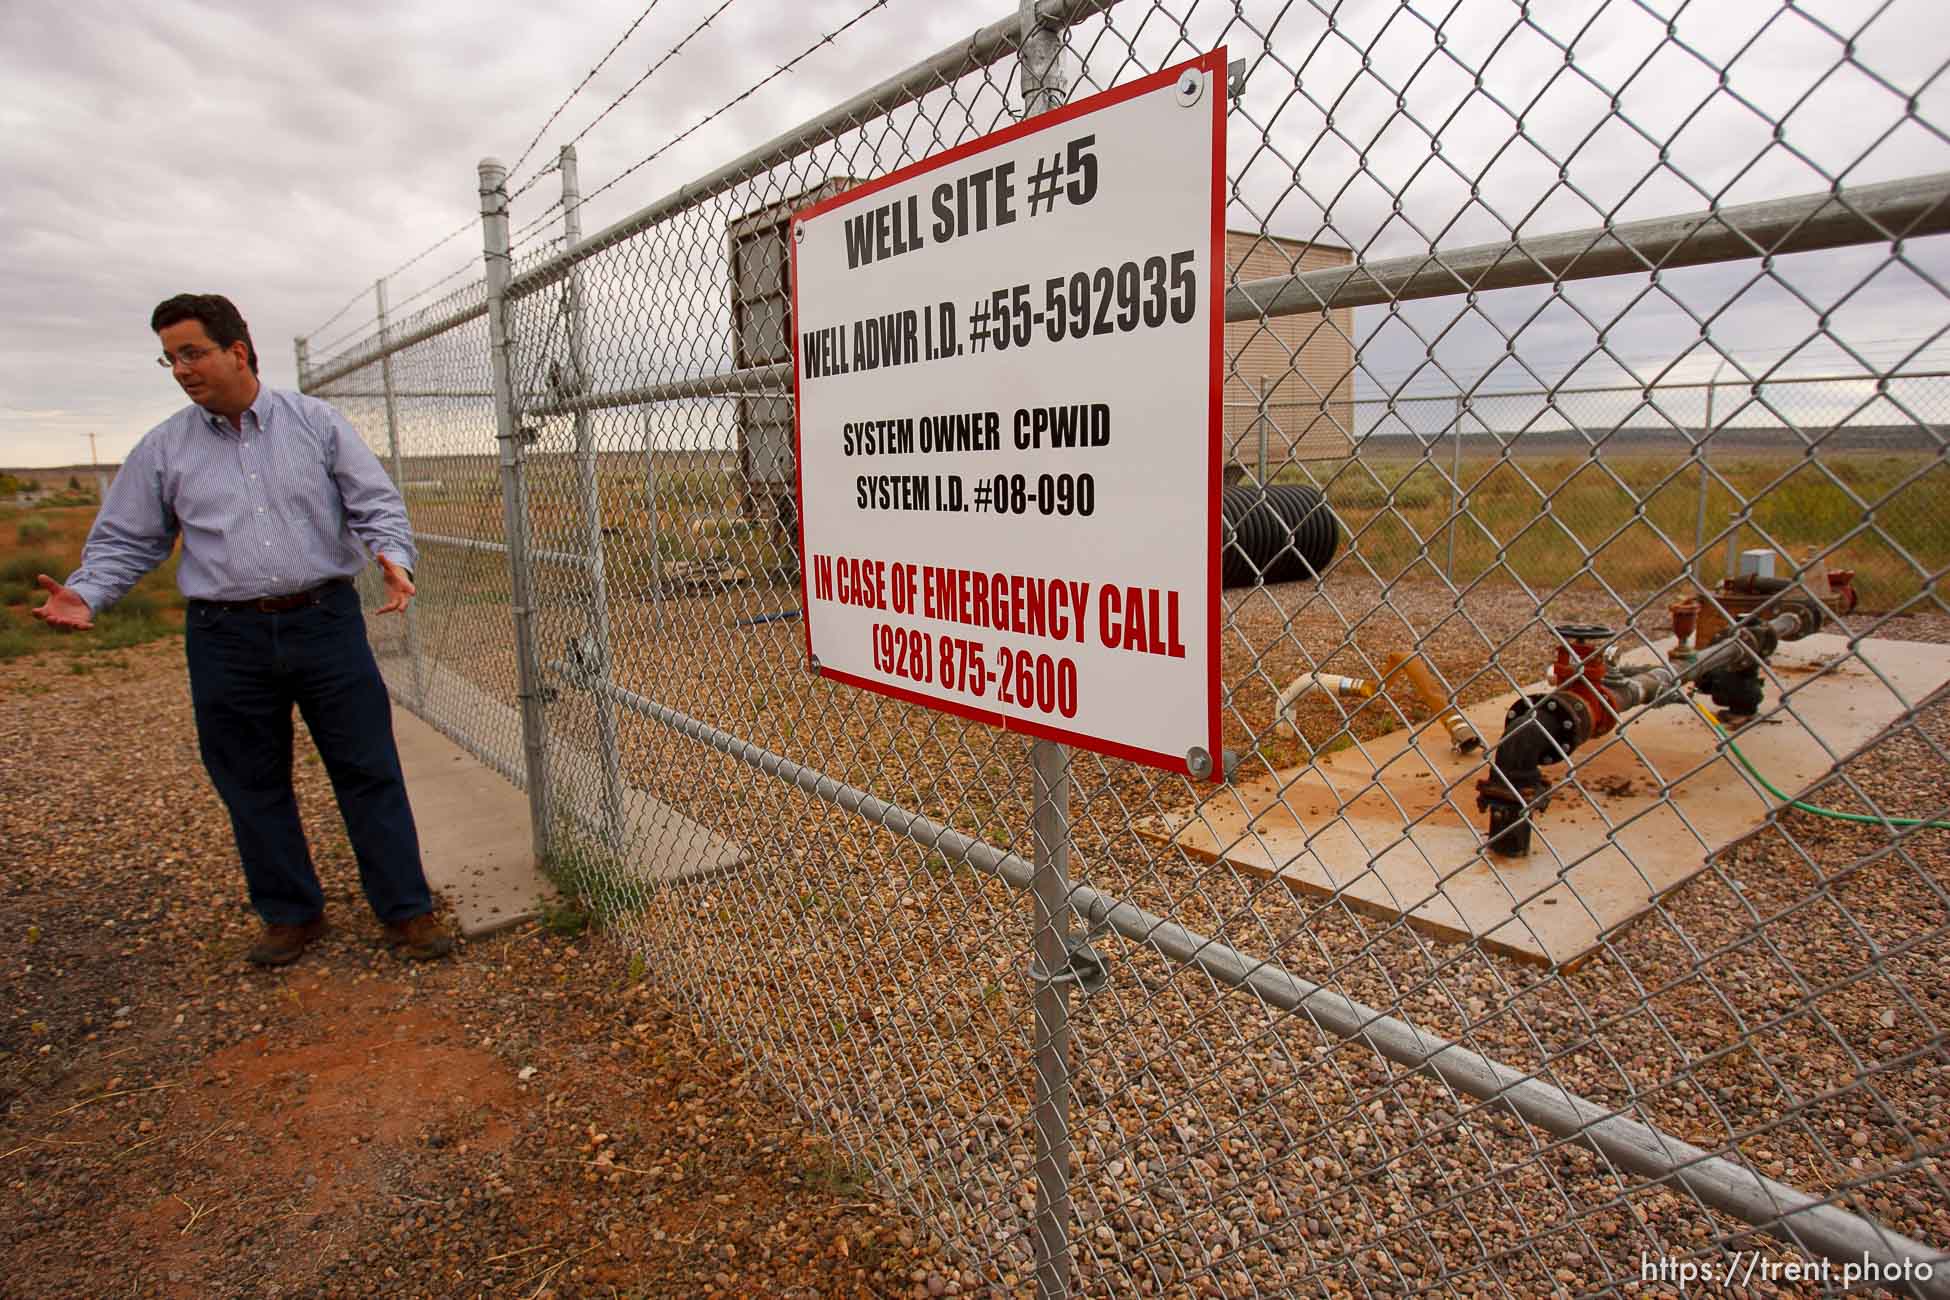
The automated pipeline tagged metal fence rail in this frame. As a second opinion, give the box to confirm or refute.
[304,1,1950,1295]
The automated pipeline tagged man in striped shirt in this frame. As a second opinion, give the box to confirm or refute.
[35,293,453,966]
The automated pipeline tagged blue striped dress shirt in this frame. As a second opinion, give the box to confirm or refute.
[66,385,417,613]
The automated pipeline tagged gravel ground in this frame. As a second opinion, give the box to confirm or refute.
[469,565,1950,1298]
[0,639,953,1299]
[8,564,1945,1299]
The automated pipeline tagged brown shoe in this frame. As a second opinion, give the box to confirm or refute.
[383,912,454,961]
[247,917,326,967]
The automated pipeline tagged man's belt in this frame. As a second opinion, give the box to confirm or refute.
[194,577,351,613]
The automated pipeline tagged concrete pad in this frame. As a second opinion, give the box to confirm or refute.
[1140,634,1950,969]
[614,791,745,885]
[381,655,747,937]
[402,657,744,880]
[391,702,555,938]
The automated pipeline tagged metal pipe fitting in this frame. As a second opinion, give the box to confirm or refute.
[1386,651,1483,753]
[1277,671,1376,713]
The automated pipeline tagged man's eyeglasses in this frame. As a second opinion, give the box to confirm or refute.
[157,344,223,369]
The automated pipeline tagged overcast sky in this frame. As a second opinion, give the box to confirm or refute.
[3,0,1946,469]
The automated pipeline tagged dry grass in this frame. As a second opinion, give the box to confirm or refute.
[1300,451,1948,609]
[0,504,185,660]
[410,448,1948,619]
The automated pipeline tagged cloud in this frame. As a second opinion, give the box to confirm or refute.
[3,0,1946,466]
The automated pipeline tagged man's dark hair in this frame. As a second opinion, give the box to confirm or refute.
[151,293,258,375]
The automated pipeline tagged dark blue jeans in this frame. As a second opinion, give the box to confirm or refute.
[185,580,431,927]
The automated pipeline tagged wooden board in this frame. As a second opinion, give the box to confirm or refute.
[1139,634,1950,969]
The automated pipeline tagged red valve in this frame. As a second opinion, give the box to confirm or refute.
[1827,569,1858,615]
[1549,625,1624,739]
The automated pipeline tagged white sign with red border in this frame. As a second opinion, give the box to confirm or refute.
[791,51,1224,778]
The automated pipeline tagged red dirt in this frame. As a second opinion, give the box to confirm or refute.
[0,640,957,1298]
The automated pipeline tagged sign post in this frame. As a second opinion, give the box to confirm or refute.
[791,50,1226,781]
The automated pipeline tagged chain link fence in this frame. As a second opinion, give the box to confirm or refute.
[301,1,1950,1294]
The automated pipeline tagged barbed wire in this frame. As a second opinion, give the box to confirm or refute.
[298,216,478,345]
[304,255,485,366]
[300,0,764,347]
[550,0,895,227]
[300,285,374,348]
[308,254,491,362]
[385,252,486,320]
[310,311,387,366]
[503,0,673,193]
[507,201,570,263]
[506,0,748,205]
[300,284,380,348]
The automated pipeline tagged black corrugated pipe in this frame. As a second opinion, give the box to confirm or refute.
[1221,484,1340,587]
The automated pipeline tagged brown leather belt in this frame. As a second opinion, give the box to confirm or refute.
[194,577,351,613]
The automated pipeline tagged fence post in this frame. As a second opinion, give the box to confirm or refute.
[1724,379,1752,580]
[1696,363,1721,581]
[560,145,630,852]
[294,336,310,392]
[1028,737,1075,1300]
[375,276,427,707]
[1021,8,1075,1298]
[1448,395,1462,581]
[643,410,664,629]
[479,156,553,865]
[1256,376,1269,484]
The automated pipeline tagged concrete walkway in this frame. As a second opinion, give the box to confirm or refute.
[387,661,747,937]
[391,703,555,938]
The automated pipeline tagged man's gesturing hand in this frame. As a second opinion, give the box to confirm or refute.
[31,575,94,630]
[375,554,416,615]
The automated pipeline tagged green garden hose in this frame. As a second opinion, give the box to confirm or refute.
[1690,697,1950,830]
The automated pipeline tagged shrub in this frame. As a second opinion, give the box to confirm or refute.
[16,515,52,546]
[110,590,160,620]
[91,606,173,651]
[0,553,64,584]
[0,553,65,605]
[1322,470,1395,510]
[1388,475,1444,511]
[541,827,644,931]
[0,622,40,660]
